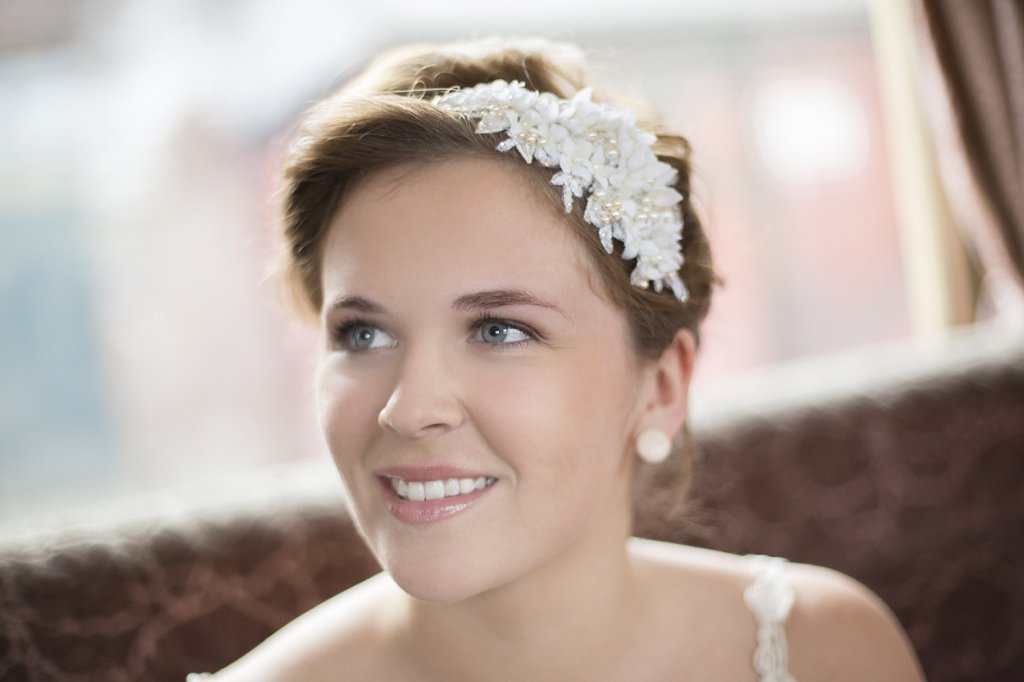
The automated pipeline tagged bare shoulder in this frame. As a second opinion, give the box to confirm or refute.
[207,572,400,682]
[627,539,925,681]
[783,561,926,682]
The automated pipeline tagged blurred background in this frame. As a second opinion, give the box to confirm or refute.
[0,0,998,523]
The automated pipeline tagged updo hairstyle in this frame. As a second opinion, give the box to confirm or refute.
[279,38,714,354]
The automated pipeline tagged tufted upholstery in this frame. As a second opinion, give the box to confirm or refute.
[2,326,1023,681]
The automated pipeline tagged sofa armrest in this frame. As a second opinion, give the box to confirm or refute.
[0,470,378,681]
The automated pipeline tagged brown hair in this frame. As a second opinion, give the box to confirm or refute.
[277,38,717,516]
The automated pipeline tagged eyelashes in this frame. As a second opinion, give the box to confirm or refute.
[328,314,544,351]
[466,313,542,347]
[330,317,397,351]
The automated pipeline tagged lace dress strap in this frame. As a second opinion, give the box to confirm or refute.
[743,554,797,682]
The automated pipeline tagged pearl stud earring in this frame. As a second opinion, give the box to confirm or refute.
[636,427,672,464]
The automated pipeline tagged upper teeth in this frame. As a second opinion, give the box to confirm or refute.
[391,476,495,501]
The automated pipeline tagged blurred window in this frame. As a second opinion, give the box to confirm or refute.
[0,0,919,522]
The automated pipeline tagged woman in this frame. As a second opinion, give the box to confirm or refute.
[195,38,925,681]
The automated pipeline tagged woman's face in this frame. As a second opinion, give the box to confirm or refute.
[317,156,651,602]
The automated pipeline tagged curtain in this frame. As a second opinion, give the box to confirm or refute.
[909,0,1024,305]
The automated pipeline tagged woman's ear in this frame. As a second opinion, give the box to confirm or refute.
[636,328,696,440]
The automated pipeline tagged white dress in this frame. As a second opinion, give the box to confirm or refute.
[188,554,797,681]
[744,554,798,682]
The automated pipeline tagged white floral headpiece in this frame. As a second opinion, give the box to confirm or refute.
[432,80,688,302]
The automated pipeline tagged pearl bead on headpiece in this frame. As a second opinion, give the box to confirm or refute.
[432,80,689,302]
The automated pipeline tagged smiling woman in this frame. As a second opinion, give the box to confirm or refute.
[317,157,650,605]
[190,37,925,681]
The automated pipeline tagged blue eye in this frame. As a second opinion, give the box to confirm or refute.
[336,322,396,351]
[477,320,531,345]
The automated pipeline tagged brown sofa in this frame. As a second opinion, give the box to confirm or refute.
[2,325,1022,682]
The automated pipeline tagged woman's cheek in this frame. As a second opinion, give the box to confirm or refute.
[468,360,584,474]
[316,362,383,465]
[470,358,558,420]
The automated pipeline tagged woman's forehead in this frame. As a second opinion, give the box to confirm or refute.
[320,157,599,309]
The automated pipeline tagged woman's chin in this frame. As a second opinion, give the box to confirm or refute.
[386,565,494,604]
[380,550,525,604]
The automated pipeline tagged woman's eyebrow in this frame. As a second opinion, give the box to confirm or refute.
[452,289,568,318]
[323,295,385,315]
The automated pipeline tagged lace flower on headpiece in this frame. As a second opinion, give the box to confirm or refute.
[432,80,688,302]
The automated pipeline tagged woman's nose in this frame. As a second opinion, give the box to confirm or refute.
[377,346,464,438]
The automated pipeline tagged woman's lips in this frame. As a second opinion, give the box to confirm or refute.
[377,470,498,524]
